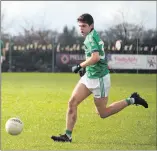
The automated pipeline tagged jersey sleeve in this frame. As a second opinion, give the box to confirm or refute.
[89,36,99,53]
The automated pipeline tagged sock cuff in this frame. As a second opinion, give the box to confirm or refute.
[65,129,72,137]
[125,98,131,105]
[125,97,135,105]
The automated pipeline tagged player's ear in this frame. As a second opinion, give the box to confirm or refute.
[90,23,94,29]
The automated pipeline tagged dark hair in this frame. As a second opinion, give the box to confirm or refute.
[77,13,94,26]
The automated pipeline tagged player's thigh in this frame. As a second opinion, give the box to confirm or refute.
[92,74,111,98]
[70,81,91,106]
[94,97,108,115]
[93,74,111,113]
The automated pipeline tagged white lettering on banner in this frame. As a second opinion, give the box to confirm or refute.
[108,54,157,70]
[70,55,85,61]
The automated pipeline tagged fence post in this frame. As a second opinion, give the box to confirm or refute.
[9,36,12,72]
[52,38,56,72]
[136,38,139,74]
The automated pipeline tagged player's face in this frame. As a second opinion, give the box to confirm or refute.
[78,22,93,37]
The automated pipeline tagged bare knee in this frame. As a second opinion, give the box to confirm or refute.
[94,97,108,119]
[96,111,108,119]
[99,114,108,119]
[68,96,78,114]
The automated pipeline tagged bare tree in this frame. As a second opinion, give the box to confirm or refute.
[1,8,15,37]
[19,15,59,45]
[1,8,7,35]
[103,9,145,46]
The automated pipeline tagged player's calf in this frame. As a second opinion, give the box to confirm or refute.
[66,96,78,129]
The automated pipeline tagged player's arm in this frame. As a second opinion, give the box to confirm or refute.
[80,52,100,68]
[72,52,100,73]
[81,36,100,67]
[72,37,100,73]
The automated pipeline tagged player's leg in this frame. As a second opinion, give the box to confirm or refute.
[66,81,91,131]
[94,97,129,118]
[94,74,148,118]
[51,76,91,142]
[94,73,127,118]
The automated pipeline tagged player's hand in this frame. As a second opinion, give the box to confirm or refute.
[79,68,86,77]
[72,64,82,73]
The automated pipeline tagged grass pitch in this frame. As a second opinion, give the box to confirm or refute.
[1,73,156,150]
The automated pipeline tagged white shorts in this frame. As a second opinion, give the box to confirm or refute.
[79,73,111,98]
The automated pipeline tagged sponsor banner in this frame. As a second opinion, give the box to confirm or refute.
[56,53,85,67]
[56,53,157,70]
[108,54,157,70]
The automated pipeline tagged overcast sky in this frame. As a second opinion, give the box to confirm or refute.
[1,1,156,35]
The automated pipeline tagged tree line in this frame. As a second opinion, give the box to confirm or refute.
[1,23,156,52]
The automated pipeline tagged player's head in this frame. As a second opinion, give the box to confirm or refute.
[77,13,94,37]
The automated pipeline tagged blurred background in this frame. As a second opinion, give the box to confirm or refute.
[1,1,157,73]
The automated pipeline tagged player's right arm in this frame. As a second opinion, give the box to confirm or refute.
[80,35,101,68]
[72,37,100,73]
[72,52,100,74]
[80,52,100,68]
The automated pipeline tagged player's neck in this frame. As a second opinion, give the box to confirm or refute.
[90,28,94,32]
[84,28,94,38]
[86,28,94,36]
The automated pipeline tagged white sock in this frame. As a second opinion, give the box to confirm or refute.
[130,98,135,104]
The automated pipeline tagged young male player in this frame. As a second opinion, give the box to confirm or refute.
[51,13,148,142]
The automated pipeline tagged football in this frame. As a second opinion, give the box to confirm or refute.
[5,117,23,135]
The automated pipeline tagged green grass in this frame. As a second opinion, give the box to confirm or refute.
[1,73,156,150]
